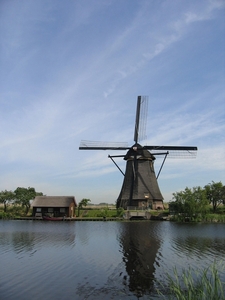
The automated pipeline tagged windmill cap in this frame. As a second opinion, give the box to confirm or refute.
[124,143,155,160]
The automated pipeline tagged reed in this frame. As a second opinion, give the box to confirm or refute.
[158,262,225,300]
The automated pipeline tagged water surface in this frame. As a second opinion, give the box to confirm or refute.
[0,220,224,299]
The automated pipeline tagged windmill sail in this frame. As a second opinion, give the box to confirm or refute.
[79,140,129,150]
[134,96,148,143]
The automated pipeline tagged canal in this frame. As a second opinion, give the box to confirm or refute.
[0,220,224,299]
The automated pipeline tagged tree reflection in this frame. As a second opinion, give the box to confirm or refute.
[12,232,35,254]
[0,228,76,257]
[172,236,225,256]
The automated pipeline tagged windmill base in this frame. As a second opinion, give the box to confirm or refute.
[151,200,164,210]
[118,199,164,211]
[123,211,151,220]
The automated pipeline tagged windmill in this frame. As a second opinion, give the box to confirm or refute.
[79,96,197,210]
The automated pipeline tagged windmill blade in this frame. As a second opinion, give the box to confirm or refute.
[144,145,197,151]
[152,150,197,158]
[144,145,197,158]
[134,96,148,143]
[79,140,129,150]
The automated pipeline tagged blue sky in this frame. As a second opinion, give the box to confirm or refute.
[0,0,224,204]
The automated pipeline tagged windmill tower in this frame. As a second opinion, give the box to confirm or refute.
[79,96,197,210]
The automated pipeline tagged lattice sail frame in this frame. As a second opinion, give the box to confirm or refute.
[79,140,197,158]
[79,140,129,150]
[134,95,148,143]
[151,150,197,158]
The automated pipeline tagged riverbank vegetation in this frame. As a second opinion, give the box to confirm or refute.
[158,262,225,300]
[0,203,125,219]
[0,187,43,219]
[169,181,225,222]
[0,181,224,221]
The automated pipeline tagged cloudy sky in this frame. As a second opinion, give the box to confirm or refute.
[0,0,224,204]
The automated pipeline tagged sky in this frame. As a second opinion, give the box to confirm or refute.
[0,0,224,204]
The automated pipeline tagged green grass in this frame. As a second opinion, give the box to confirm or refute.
[158,262,225,300]
[77,208,124,218]
[78,208,168,218]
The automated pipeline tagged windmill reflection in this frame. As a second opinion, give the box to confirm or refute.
[118,221,161,297]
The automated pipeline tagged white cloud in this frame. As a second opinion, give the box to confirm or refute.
[0,0,224,202]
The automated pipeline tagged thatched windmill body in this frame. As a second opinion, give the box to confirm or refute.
[79,96,197,210]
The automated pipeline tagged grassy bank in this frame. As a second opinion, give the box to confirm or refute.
[170,213,225,223]
[0,204,224,222]
[0,206,125,219]
[77,207,124,218]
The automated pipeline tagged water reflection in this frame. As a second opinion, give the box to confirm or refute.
[0,221,76,257]
[167,223,225,266]
[72,221,162,299]
[172,236,225,256]
[118,222,161,297]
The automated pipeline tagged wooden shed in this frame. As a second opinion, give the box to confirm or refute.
[32,196,77,218]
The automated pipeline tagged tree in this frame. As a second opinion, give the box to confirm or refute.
[14,187,43,215]
[171,190,185,214]
[78,198,91,217]
[172,186,208,219]
[204,181,225,213]
[192,186,209,215]
[0,190,15,212]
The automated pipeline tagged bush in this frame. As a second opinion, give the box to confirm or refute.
[0,211,14,219]
[202,214,225,223]
[116,207,124,217]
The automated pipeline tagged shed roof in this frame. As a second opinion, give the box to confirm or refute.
[32,196,77,207]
